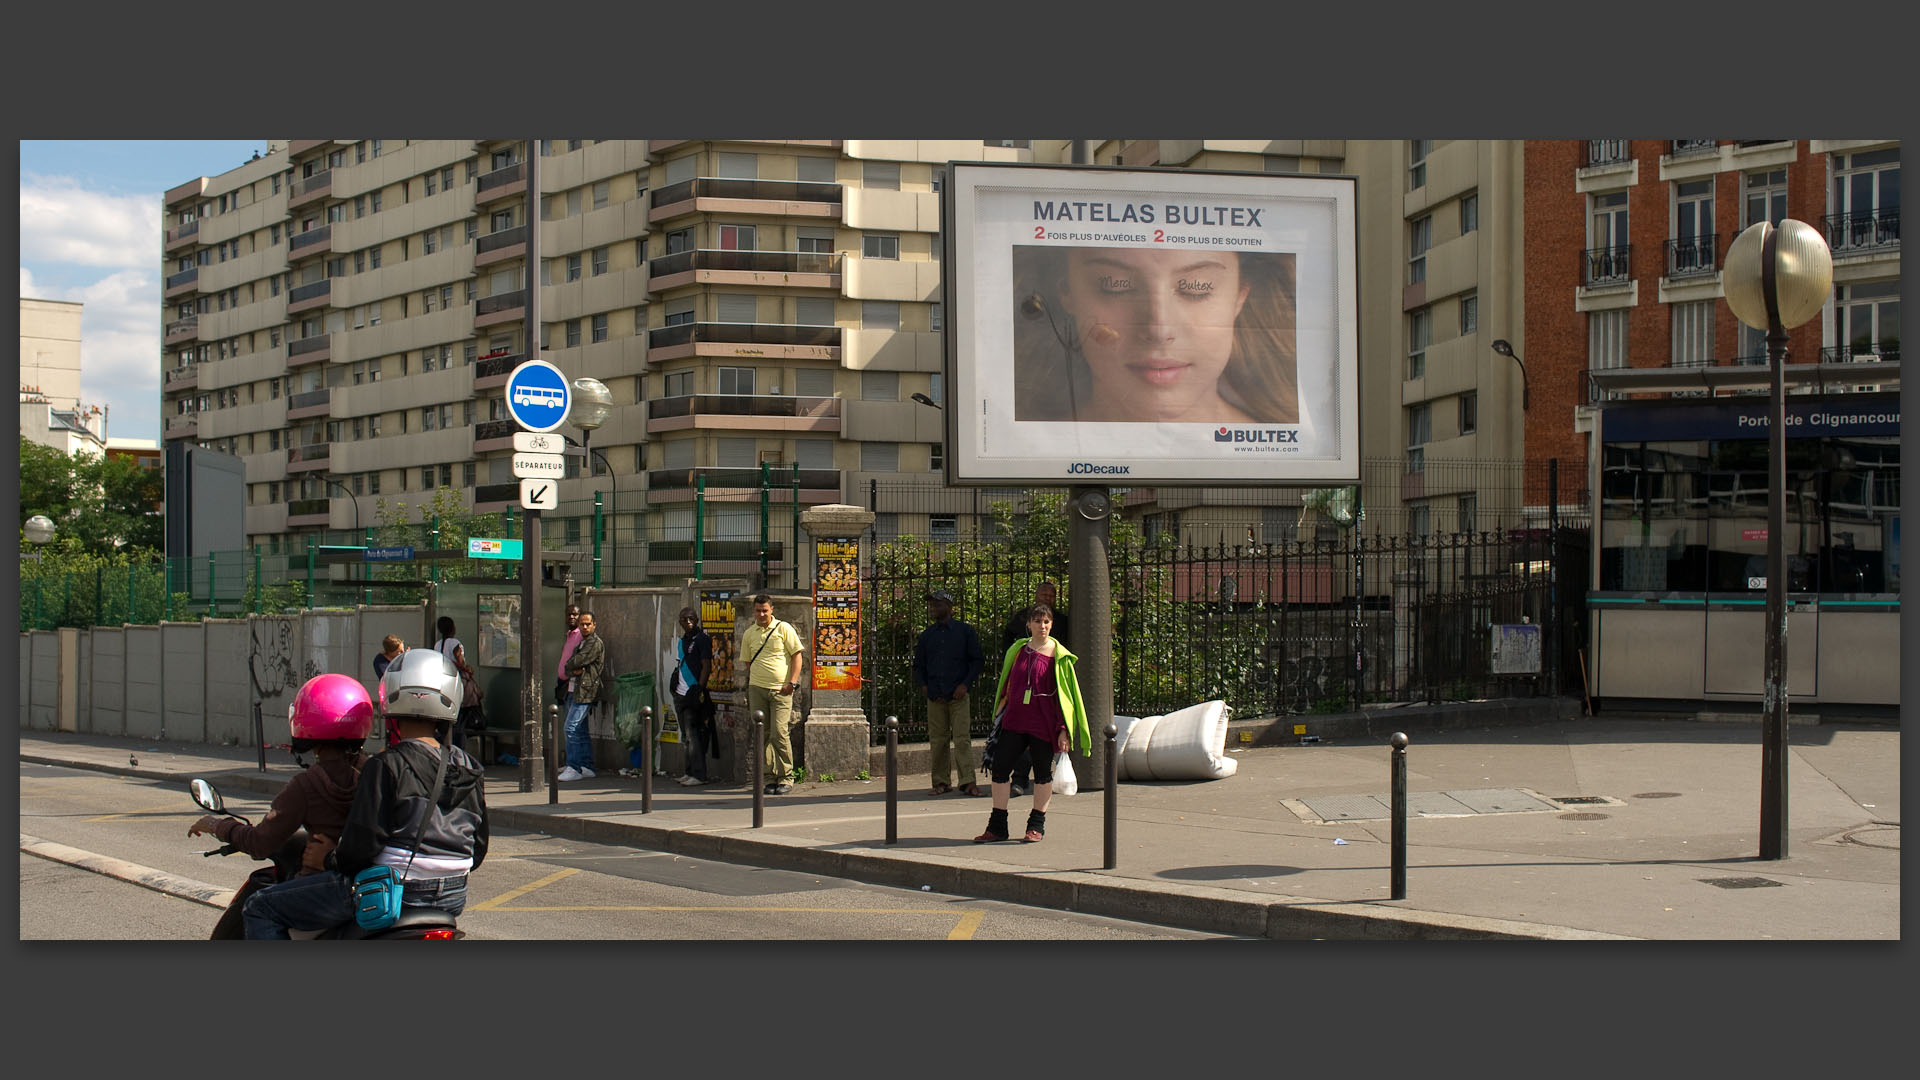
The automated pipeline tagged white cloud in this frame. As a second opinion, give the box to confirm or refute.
[21,266,40,297]
[20,176,162,268]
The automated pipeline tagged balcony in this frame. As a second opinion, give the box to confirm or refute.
[474,224,528,267]
[1581,245,1631,288]
[286,442,332,472]
[164,318,199,346]
[164,266,200,299]
[287,333,331,364]
[287,498,331,527]
[1824,208,1899,257]
[163,415,198,440]
[645,394,841,434]
[288,225,332,257]
[1669,139,1719,158]
[1665,234,1716,280]
[163,364,199,390]
[1822,343,1901,365]
[287,278,332,315]
[646,321,841,363]
[648,177,842,224]
[648,140,840,154]
[473,419,516,452]
[474,351,523,390]
[165,219,199,253]
[1582,140,1631,169]
[287,140,329,156]
[288,169,332,210]
[286,388,332,420]
[644,466,841,504]
[646,249,841,292]
[474,161,527,206]
[475,289,527,328]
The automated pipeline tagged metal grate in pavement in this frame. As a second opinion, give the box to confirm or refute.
[1701,876,1785,889]
[1296,787,1556,824]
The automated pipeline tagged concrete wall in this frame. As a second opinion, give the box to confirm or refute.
[89,628,125,735]
[205,620,253,744]
[125,626,164,738]
[162,622,207,743]
[27,631,58,730]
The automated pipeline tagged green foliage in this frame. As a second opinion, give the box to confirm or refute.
[19,548,173,629]
[373,486,510,588]
[855,768,871,781]
[19,438,164,555]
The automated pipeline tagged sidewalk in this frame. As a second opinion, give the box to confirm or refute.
[18,711,1899,940]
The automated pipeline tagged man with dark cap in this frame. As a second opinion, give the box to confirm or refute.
[913,589,985,796]
[999,581,1069,796]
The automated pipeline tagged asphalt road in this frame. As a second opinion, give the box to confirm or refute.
[20,764,1237,942]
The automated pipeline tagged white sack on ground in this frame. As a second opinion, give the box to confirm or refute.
[1117,700,1237,780]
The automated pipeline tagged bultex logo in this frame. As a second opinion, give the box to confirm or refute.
[1214,426,1300,443]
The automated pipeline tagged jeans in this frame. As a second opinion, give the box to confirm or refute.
[564,700,594,770]
[673,691,707,780]
[242,871,468,939]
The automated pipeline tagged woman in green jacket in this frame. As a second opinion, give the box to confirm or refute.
[973,604,1090,843]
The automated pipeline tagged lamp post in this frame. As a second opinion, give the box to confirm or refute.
[568,377,614,587]
[320,476,365,603]
[1721,218,1833,861]
[1490,339,1530,411]
[24,514,56,548]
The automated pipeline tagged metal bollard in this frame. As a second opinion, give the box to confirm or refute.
[752,710,766,829]
[884,716,899,845]
[640,705,653,814]
[254,703,267,773]
[1103,723,1119,869]
[1390,732,1409,900]
[547,704,560,804]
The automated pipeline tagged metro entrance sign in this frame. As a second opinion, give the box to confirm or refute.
[505,359,572,433]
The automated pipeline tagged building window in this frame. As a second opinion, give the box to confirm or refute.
[1835,280,1900,363]
[1745,168,1788,228]
[1831,147,1901,254]
[930,514,958,541]
[1459,294,1478,336]
[1460,192,1479,234]
[861,370,899,401]
[1407,499,1430,538]
[863,234,900,260]
[1408,215,1431,284]
[664,298,695,327]
[565,320,581,348]
[369,246,381,269]
[860,441,899,472]
[424,171,437,196]
[422,228,438,255]
[862,161,900,190]
[862,301,899,330]
[716,294,757,323]
[717,366,755,395]
[1406,402,1431,473]
[370,191,381,213]
[566,253,581,282]
[716,223,755,251]
[929,443,944,471]
[664,369,694,397]
[665,227,694,255]
[1672,300,1715,368]
[567,189,582,217]
[930,303,943,332]
[1459,493,1476,535]
[591,314,608,343]
[1407,307,1431,380]
[368,471,380,495]
[1588,309,1629,374]
[463,462,476,488]
[1408,139,1432,190]
[1587,191,1629,283]
[421,467,435,490]
[1458,392,1477,436]
[1671,179,1715,277]
[591,246,609,276]
[592,180,609,209]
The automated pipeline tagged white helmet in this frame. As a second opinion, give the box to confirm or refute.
[378,648,463,724]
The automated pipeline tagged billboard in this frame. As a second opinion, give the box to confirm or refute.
[943,163,1359,486]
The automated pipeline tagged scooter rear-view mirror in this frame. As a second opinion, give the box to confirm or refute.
[189,778,225,814]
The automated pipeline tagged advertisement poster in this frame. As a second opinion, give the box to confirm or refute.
[944,163,1359,485]
[475,593,520,668]
[700,589,737,698]
[812,538,861,691]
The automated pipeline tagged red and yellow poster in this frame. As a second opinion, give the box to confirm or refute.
[700,589,737,698]
[811,539,860,690]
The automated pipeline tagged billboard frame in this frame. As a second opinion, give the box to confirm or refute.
[941,161,1360,488]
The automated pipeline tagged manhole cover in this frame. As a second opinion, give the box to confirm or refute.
[1632,792,1681,799]
[1553,796,1608,805]
[1701,876,1784,889]
[1558,812,1609,821]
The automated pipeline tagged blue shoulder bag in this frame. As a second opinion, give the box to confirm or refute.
[352,740,450,931]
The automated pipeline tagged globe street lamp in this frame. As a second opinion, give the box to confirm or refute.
[24,514,57,547]
[569,377,615,587]
[1721,218,1833,862]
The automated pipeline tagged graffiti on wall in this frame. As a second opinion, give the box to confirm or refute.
[249,616,317,702]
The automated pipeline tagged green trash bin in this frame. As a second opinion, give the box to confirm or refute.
[614,672,655,768]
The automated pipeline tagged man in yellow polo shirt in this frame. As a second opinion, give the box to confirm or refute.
[741,593,806,794]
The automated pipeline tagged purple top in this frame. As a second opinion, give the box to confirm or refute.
[1001,645,1064,739]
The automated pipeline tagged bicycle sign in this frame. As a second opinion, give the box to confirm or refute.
[504,359,572,433]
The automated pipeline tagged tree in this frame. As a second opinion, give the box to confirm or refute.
[373,486,510,584]
[18,438,164,554]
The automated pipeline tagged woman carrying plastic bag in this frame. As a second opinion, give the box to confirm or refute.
[971,603,1090,844]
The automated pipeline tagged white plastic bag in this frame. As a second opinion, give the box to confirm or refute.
[1050,751,1078,797]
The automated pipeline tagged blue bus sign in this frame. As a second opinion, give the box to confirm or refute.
[504,359,572,433]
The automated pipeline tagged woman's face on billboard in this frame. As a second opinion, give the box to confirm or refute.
[1060,248,1251,422]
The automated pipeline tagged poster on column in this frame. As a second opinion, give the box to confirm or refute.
[942,162,1360,486]
[700,589,738,702]
[812,539,861,691]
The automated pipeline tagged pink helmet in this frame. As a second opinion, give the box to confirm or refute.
[289,673,374,743]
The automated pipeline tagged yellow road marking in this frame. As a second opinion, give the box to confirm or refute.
[469,867,581,910]
[948,910,986,940]
[86,802,189,823]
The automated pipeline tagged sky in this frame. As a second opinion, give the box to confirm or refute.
[20,140,272,443]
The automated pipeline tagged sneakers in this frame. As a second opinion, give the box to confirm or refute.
[577,766,596,779]
[556,766,582,782]
[769,783,792,795]
[678,774,709,787]
[1009,780,1034,798]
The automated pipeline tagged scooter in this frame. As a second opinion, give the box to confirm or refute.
[190,778,462,940]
